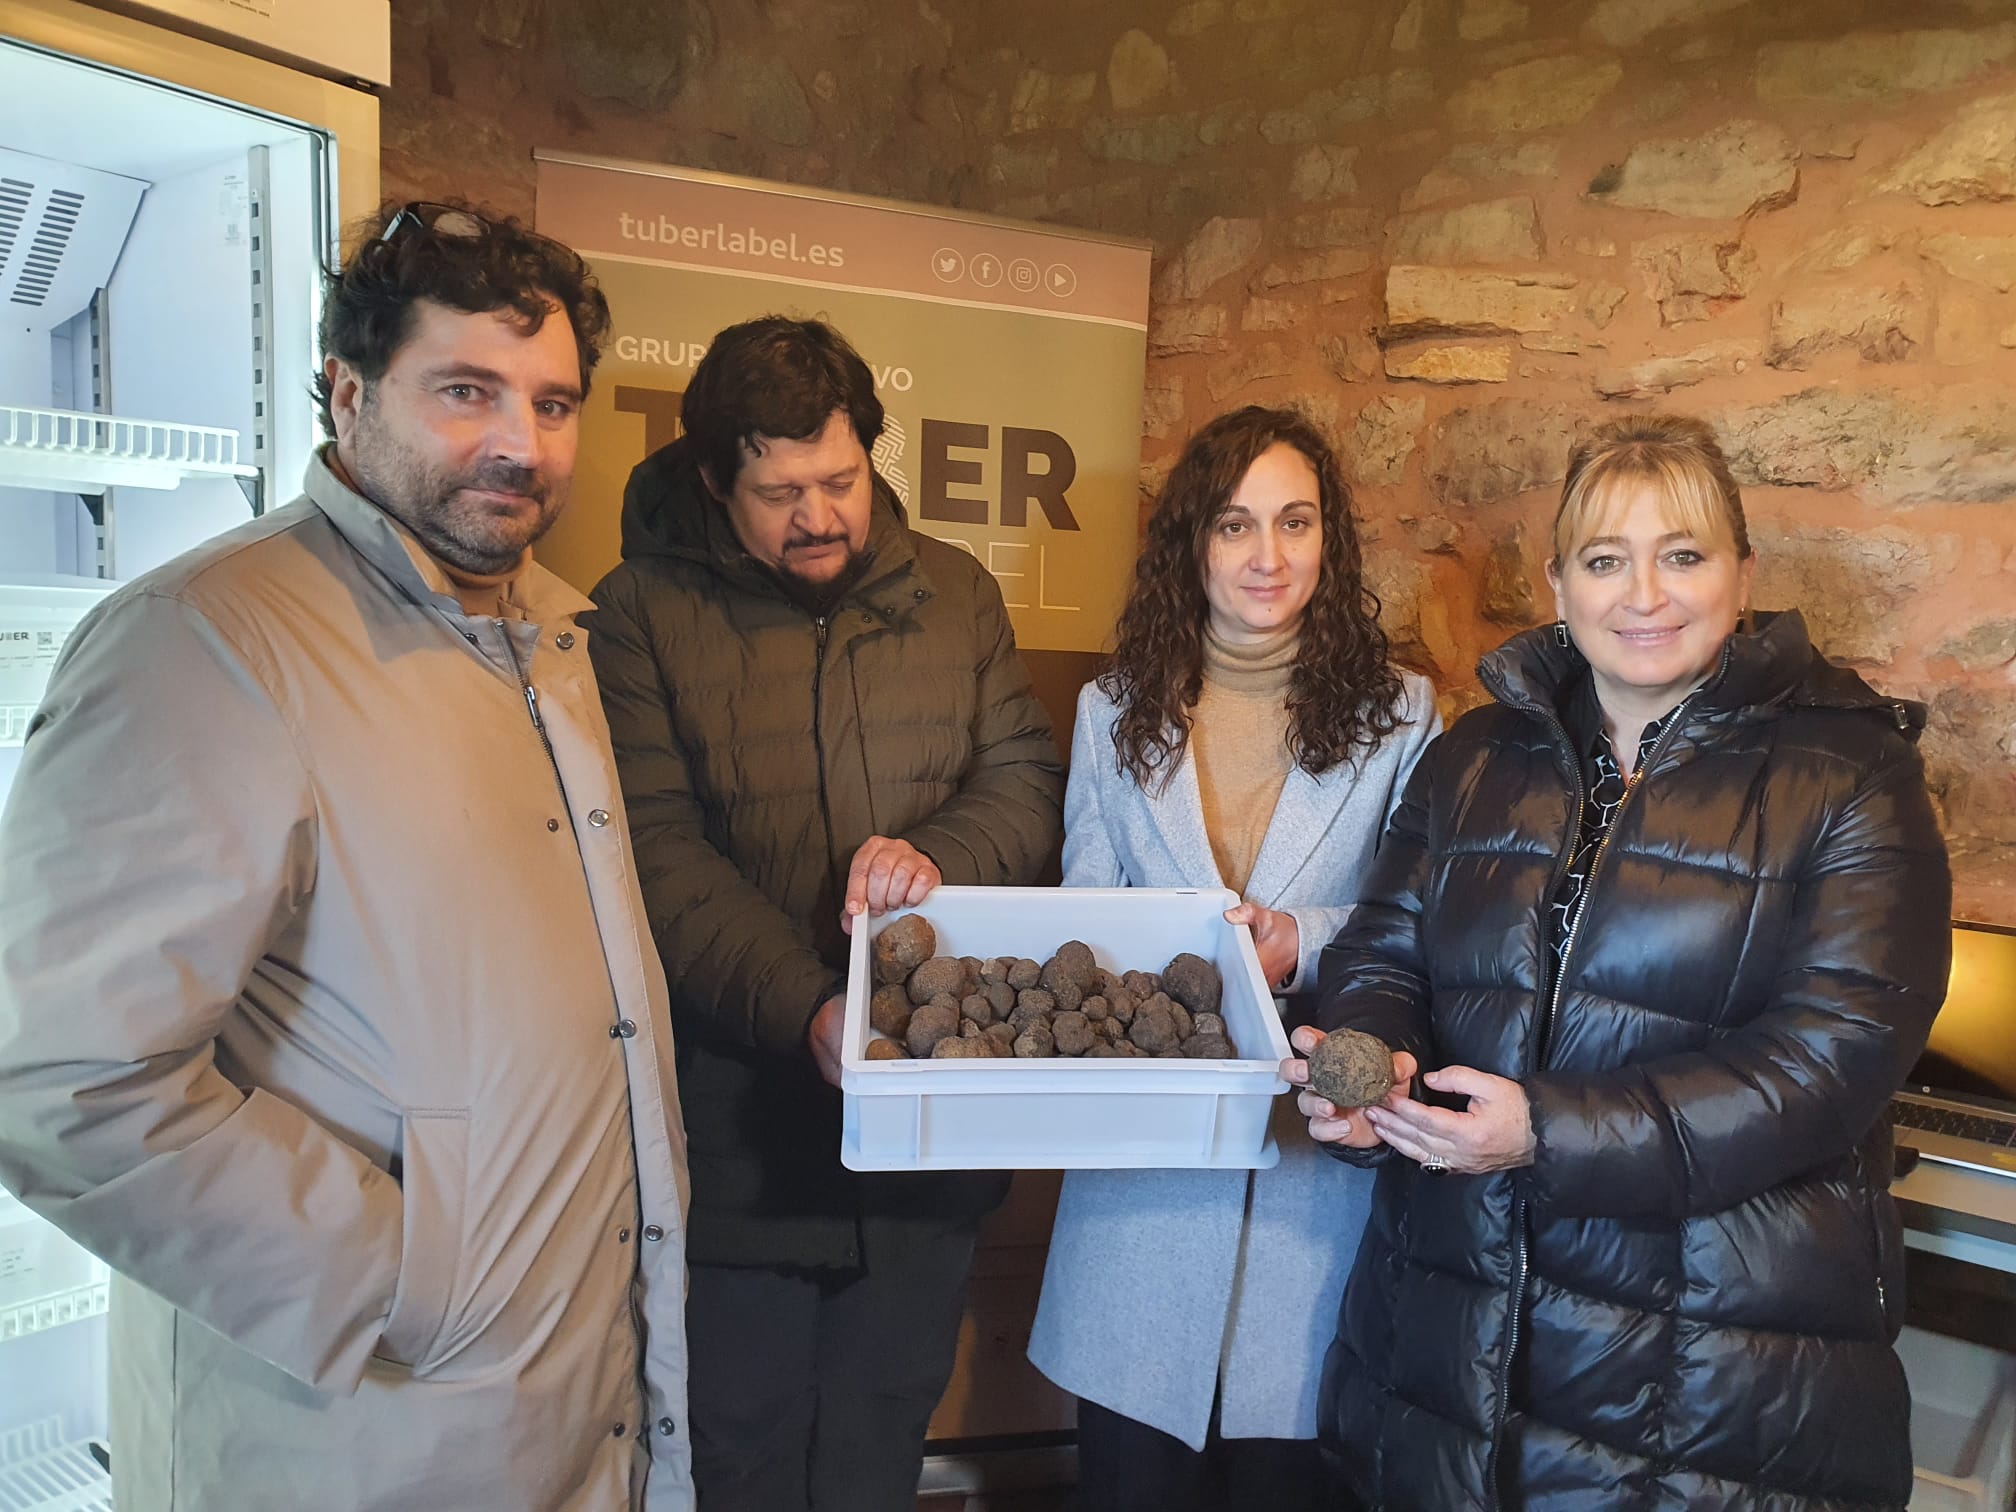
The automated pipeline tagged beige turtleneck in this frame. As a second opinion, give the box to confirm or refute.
[436,552,530,619]
[1191,621,1298,895]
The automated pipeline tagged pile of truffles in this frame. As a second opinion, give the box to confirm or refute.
[865,913,1235,1061]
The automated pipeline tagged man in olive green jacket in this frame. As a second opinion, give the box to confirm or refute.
[0,206,691,1512]
[588,316,1062,1512]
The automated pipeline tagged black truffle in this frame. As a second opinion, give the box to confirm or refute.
[874,914,937,984]
[1013,1023,1054,1058]
[907,955,968,1005]
[869,984,912,1040]
[1307,1028,1395,1109]
[1161,953,1223,1015]
[905,1002,960,1058]
[1042,941,1098,995]
[1130,1002,1181,1055]
[981,981,1016,1021]
[1052,1011,1095,1056]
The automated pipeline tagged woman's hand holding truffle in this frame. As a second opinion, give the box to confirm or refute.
[842,836,942,933]
[1282,1025,1417,1148]
[1224,901,1299,990]
[1362,1065,1536,1174]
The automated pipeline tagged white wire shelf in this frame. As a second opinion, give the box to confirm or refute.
[0,1420,109,1512]
[0,403,257,494]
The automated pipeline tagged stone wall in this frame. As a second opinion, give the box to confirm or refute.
[385,0,2016,919]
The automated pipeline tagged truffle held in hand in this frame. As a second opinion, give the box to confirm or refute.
[1307,1028,1396,1110]
[874,914,937,985]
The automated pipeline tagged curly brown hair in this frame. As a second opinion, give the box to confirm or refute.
[1101,405,1405,790]
[314,200,610,438]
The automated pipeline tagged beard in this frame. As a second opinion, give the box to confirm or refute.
[767,535,874,614]
[345,400,566,576]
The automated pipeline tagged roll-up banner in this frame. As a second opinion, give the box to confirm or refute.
[534,153,1151,717]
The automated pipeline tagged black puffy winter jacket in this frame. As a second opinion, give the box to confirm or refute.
[1316,612,1951,1512]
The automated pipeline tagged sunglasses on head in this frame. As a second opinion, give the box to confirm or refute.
[378,201,492,244]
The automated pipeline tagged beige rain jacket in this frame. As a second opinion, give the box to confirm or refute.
[0,454,693,1512]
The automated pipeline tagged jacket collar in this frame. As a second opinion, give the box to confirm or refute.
[1477,609,1925,742]
[304,448,592,625]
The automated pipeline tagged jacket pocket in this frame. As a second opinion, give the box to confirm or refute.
[379,1108,470,1373]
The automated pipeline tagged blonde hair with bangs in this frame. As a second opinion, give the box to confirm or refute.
[1552,414,1751,568]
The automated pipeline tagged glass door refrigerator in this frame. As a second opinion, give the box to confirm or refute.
[0,2,380,1503]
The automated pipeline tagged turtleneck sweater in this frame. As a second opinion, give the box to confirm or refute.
[1190,620,1299,896]
[436,552,530,619]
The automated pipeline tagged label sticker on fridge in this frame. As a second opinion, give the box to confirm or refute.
[1,626,71,747]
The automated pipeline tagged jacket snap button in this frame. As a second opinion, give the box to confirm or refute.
[861,611,873,624]
[618,1227,631,1242]
[913,589,926,600]
[657,1418,676,1437]
[612,1422,627,1438]
[610,1019,637,1039]
[588,809,610,827]
[556,631,576,650]
[643,1223,665,1242]
[546,818,560,832]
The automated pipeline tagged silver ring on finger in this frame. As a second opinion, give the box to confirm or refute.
[1422,1155,1448,1175]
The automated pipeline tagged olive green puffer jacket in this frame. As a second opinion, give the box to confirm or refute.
[588,439,1063,1269]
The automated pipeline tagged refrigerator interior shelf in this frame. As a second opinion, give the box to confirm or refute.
[0,404,257,495]
[0,1278,109,1345]
[0,1419,109,1512]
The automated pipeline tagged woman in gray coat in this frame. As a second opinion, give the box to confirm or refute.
[1028,406,1439,1511]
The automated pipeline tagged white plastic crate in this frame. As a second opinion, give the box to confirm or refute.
[1899,1325,2016,1512]
[841,886,1292,1171]
[0,1193,109,1343]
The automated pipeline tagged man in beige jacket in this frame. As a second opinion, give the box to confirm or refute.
[0,203,692,1512]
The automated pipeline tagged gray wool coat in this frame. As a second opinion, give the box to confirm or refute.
[1028,672,1439,1450]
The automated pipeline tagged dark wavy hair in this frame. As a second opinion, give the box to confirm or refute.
[680,316,885,493]
[1101,405,1404,789]
[313,200,610,436]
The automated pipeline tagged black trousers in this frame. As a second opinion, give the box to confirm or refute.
[683,1224,977,1512]
[1073,1395,1332,1512]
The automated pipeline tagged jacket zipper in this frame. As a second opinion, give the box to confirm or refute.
[1485,710,1581,1509]
[1483,666,1717,1507]
[497,618,563,787]
[810,615,838,873]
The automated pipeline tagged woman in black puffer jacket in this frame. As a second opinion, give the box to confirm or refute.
[1283,414,1951,1512]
